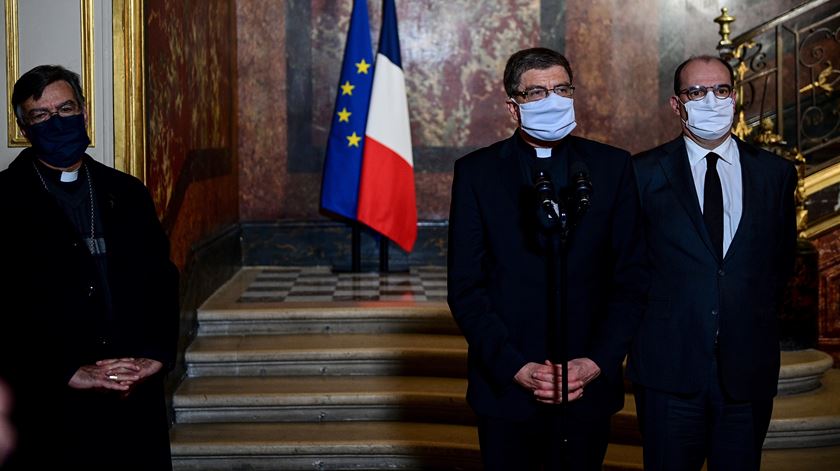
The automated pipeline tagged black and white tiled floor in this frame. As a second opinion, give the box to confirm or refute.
[236,266,447,303]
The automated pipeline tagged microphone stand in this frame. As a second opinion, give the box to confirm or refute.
[537,164,590,468]
[538,193,570,465]
[554,207,571,464]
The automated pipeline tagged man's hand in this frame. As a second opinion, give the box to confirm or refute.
[514,361,556,391]
[96,358,163,398]
[68,358,141,392]
[68,357,163,397]
[519,358,601,404]
[553,357,600,392]
[127,358,163,382]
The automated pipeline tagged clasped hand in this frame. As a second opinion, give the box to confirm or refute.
[68,357,163,397]
[514,358,600,404]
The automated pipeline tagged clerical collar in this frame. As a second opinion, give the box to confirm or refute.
[535,147,552,158]
[60,168,80,182]
[34,159,82,187]
[514,130,567,159]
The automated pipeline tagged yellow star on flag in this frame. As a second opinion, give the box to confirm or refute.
[340,81,355,95]
[337,107,351,122]
[347,132,362,147]
[355,59,371,74]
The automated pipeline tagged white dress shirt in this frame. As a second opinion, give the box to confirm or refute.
[684,136,742,256]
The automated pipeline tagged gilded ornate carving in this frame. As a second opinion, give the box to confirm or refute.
[755,117,784,146]
[715,7,736,56]
[799,61,840,95]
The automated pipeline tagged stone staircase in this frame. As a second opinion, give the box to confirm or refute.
[169,267,840,470]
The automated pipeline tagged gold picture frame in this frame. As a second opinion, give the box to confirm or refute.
[112,0,145,181]
[5,0,96,147]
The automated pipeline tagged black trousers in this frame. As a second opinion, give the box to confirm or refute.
[477,406,611,471]
[634,357,774,471]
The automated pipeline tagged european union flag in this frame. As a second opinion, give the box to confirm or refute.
[320,0,374,220]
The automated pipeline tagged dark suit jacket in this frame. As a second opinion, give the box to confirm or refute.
[0,149,179,470]
[447,131,648,421]
[627,136,797,401]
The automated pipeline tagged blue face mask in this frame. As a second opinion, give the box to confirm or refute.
[514,93,577,142]
[25,113,90,168]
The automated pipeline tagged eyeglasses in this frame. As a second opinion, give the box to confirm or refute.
[678,84,732,101]
[26,101,81,125]
[511,84,575,103]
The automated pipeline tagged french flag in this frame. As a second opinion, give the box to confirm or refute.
[357,0,417,253]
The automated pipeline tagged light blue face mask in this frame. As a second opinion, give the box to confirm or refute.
[682,93,734,141]
[514,93,577,142]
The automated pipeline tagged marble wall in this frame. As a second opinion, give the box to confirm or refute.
[814,227,840,362]
[145,0,239,269]
[235,0,803,222]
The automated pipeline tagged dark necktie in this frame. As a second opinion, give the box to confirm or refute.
[703,152,724,259]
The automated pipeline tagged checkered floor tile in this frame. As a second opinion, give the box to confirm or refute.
[237,266,447,303]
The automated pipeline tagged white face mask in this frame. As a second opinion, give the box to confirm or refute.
[514,93,577,142]
[681,93,734,140]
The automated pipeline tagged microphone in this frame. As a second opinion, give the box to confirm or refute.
[534,170,559,224]
[570,161,592,221]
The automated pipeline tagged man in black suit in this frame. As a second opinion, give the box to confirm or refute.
[0,65,179,470]
[628,55,797,470]
[447,47,648,470]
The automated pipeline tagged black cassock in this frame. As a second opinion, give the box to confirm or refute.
[0,149,179,470]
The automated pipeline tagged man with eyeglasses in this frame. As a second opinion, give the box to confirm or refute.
[448,47,648,469]
[0,65,178,470]
[628,55,797,470]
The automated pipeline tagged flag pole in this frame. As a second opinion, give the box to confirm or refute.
[379,237,389,272]
[319,0,374,275]
[356,0,417,258]
[352,223,361,272]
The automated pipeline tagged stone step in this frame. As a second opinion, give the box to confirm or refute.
[170,421,481,471]
[778,348,835,395]
[181,341,840,446]
[766,368,840,448]
[197,267,456,335]
[760,446,840,470]
[185,333,467,377]
[605,443,840,470]
[173,375,472,424]
[172,375,642,444]
[169,421,645,471]
[615,369,840,449]
[169,420,840,470]
[197,302,459,335]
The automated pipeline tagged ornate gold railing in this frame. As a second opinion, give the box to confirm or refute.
[715,0,840,237]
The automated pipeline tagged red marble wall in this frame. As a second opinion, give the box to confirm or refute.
[235,0,804,222]
[145,0,239,269]
[814,227,840,364]
[237,0,286,220]
[565,0,665,148]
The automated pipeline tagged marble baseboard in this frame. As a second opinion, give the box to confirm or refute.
[241,220,448,270]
